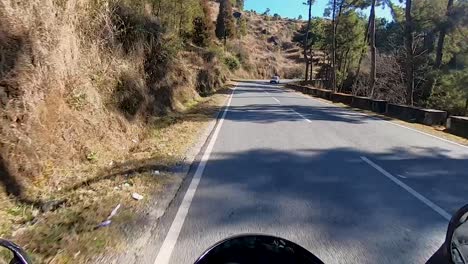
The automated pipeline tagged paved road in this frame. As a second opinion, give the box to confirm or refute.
[155,81,468,264]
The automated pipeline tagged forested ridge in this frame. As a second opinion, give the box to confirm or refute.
[294,0,468,116]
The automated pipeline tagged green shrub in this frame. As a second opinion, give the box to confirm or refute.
[223,56,241,71]
[427,69,468,116]
[204,46,224,62]
[226,42,249,65]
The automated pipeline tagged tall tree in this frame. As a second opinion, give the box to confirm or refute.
[369,0,377,98]
[434,0,454,69]
[193,0,215,47]
[293,18,327,81]
[331,0,338,91]
[353,16,370,92]
[236,0,244,10]
[404,0,414,105]
[216,0,237,43]
[335,10,366,90]
[303,0,313,81]
[202,0,215,39]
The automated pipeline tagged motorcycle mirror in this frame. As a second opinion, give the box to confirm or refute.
[445,205,468,264]
[0,239,31,264]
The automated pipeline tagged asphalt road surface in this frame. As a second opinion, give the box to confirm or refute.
[154,80,468,264]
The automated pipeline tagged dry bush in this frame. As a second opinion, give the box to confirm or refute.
[226,41,250,65]
[196,62,226,96]
[281,41,295,50]
[113,71,147,119]
[352,54,406,103]
[282,66,304,79]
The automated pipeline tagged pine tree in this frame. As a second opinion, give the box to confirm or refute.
[236,0,244,10]
[193,0,215,46]
[369,0,377,98]
[303,0,313,81]
[435,0,454,69]
[404,0,414,105]
[215,0,237,41]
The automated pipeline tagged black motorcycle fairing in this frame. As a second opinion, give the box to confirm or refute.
[194,234,325,264]
[0,239,31,264]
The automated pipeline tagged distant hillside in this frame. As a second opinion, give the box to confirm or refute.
[236,11,305,79]
[208,1,306,79]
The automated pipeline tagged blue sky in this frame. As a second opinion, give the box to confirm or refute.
[244,0,394,21]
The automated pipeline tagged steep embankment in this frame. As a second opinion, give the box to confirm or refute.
[0,0,228,262]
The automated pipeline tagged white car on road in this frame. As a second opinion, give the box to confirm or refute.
[270,76,280,84]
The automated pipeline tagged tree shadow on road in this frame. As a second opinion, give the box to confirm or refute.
[224,104,376,124]
[176,146,468,263]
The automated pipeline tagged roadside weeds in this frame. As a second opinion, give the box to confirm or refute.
[0,86,232,263]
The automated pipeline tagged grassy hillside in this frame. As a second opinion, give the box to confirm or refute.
[229,10,305,79]
[0,0,231,262]
[205,1,305,79]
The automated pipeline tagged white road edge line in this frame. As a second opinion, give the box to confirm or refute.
[289,109,312,123]
[272,97,281,104]
[287,88,467,150]
[382,120,468,150]
[361,156,451,221]
[154,87,236,264]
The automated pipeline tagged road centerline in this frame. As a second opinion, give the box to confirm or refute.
[361,156,451,221]
[153,87,236,264]
[289,109,312,123]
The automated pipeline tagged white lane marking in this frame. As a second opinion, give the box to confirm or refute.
[361,156,451,221]
[289,109,312,123]
[382,121,468,150]
[263,91,281,104]
[154,87,236,264]
[397,174,407,179]
[287,88,467,150]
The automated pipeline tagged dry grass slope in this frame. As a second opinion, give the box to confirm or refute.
[207,1,305,79]
[0,0,228,262]
[232,12,305,79]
